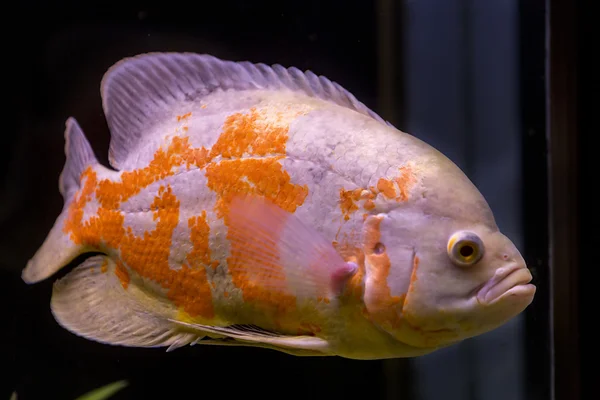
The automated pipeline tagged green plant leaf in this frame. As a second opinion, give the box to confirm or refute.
[74,380,128,400]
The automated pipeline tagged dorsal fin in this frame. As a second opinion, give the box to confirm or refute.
[100,52,390,170]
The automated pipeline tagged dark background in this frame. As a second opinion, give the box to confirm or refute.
[0,0,589,399]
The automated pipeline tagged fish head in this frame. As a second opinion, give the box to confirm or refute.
[360,148,536,352]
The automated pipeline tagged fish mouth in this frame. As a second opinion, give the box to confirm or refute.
[477,264,535,305]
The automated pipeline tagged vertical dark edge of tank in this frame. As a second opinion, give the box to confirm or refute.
[547,0,582,399]
[577,0,592,396]
[519,0,552,399]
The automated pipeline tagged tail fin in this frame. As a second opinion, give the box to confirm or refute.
[22,117,99,284]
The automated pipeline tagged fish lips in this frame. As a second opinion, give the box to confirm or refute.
[477,264,536,305]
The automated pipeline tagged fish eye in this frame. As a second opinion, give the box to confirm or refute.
[447,231,484,267]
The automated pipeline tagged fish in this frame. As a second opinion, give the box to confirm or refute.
[21,52,536,359]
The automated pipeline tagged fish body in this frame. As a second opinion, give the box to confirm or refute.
[22,53,535,359]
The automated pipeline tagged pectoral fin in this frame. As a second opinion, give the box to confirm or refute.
[226,194,357,301]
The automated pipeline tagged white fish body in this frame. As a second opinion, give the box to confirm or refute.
[22,53,535,359]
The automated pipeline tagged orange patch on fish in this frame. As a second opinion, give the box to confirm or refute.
[377,166,417,202]
[177,112,192,122]
[92,136,208,210]
[394,166,416,201]
[339,188,362,221]
[119,185,214,319]
[115,261,130,289]
[227,220,296,316]
[188,211,218,270]
[177,211,217,319]
[171,262,215,319]
[100,259,108,273]
[65,168,216,319]
[376,178,396,199]
[209,107,300,159]
[363,215,404,329]
[338,165,417,221]
[63,169,98,237]
[206,158,308,221]
[204,108,309,319]
[206,157,307,317]
[63,105,310,322]
[206,109,308,311]
[205,107,315,329]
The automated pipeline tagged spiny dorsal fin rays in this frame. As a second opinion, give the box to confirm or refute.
[100,52,392,170]
[59,117,98,202]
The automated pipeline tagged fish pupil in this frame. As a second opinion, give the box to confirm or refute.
[459,244,474,258]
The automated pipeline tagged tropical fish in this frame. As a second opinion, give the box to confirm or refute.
[21,52,535,359]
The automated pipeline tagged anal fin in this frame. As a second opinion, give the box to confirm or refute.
[192,338,330,357]
[169,319,331,354]
[51,255,197,350]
